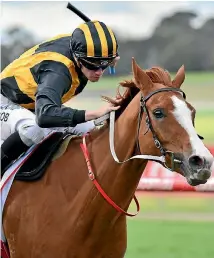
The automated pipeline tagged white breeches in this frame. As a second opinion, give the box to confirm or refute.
[0,95,95,146]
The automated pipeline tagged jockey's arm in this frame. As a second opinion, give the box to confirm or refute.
[35,69,86,128]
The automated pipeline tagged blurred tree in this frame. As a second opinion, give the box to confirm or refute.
[152,11,197,39]
[116,11,214,73]
[1,26,37,71]
[1,45,11,70]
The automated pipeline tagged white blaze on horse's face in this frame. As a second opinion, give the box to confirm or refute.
[171,96,213,169]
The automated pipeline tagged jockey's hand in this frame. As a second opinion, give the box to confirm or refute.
[97,101,121,117]
[85,101,121,121]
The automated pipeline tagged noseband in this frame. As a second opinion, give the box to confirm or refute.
[136,87,186,171]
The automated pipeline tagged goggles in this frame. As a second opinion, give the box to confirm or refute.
[79,57,114,71]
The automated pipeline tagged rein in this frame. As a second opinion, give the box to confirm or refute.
[80,137,140,216]
[80,87,185,217]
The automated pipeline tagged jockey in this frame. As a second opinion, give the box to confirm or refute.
[0,20,120,171]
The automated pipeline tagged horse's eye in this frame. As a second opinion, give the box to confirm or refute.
[153,109,165,119]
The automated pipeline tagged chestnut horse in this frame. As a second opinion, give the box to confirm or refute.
[2,59,213,258]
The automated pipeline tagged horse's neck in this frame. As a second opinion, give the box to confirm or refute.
[89,94,148,212]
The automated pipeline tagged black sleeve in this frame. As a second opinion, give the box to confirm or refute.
[35,63,86,128]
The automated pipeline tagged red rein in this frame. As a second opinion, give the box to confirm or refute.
[80,134,140,217]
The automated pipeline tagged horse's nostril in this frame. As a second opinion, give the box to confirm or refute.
[188,155,205,169]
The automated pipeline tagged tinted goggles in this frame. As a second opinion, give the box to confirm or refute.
[79,58,114,71]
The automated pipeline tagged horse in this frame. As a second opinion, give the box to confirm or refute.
[2,58,213,258]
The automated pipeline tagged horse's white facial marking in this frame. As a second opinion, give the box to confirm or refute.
[171,96,213,162]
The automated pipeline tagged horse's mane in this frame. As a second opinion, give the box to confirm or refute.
[102,66,173,120]
[145,67,172,87]
[102,80,139,120]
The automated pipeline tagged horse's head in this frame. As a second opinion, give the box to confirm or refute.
[129,58,213,186]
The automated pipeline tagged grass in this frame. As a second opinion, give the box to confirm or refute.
[181,71,214,85]
[88,71,214,90]
[126,219,214,258]
[195,110,214,145]
[125,193,214,258]
[128,192,214,213]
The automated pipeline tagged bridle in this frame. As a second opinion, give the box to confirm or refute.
[135,87,186,171]
[108,87,186,171]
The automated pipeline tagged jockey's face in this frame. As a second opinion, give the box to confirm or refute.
[75,56,120,82]
[81,66,105,82]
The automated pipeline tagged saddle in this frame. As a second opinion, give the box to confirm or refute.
[2,132,74,182]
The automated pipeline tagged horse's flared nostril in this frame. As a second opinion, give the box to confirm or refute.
[188,155,205,169]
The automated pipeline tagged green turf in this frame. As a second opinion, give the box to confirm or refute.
[128,194,214,213]
[89,71,214,88]
[126,194,214,257]
[183,83,213,103]
[125,219,214,258]
[181,72,214,86]
[195,110,214,145]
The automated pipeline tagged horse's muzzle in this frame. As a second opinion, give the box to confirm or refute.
[179,153,213,186]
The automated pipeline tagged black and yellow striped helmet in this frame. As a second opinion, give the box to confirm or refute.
[70,20,118,60]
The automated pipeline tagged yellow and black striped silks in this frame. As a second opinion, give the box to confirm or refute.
[72,21,118,58]
[1,34,87,110]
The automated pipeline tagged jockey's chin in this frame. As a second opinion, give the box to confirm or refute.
[89,76,102,82]
[81,67,104,82]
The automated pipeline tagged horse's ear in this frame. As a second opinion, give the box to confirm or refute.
[132,58,153,90]
[172,65,185,88]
